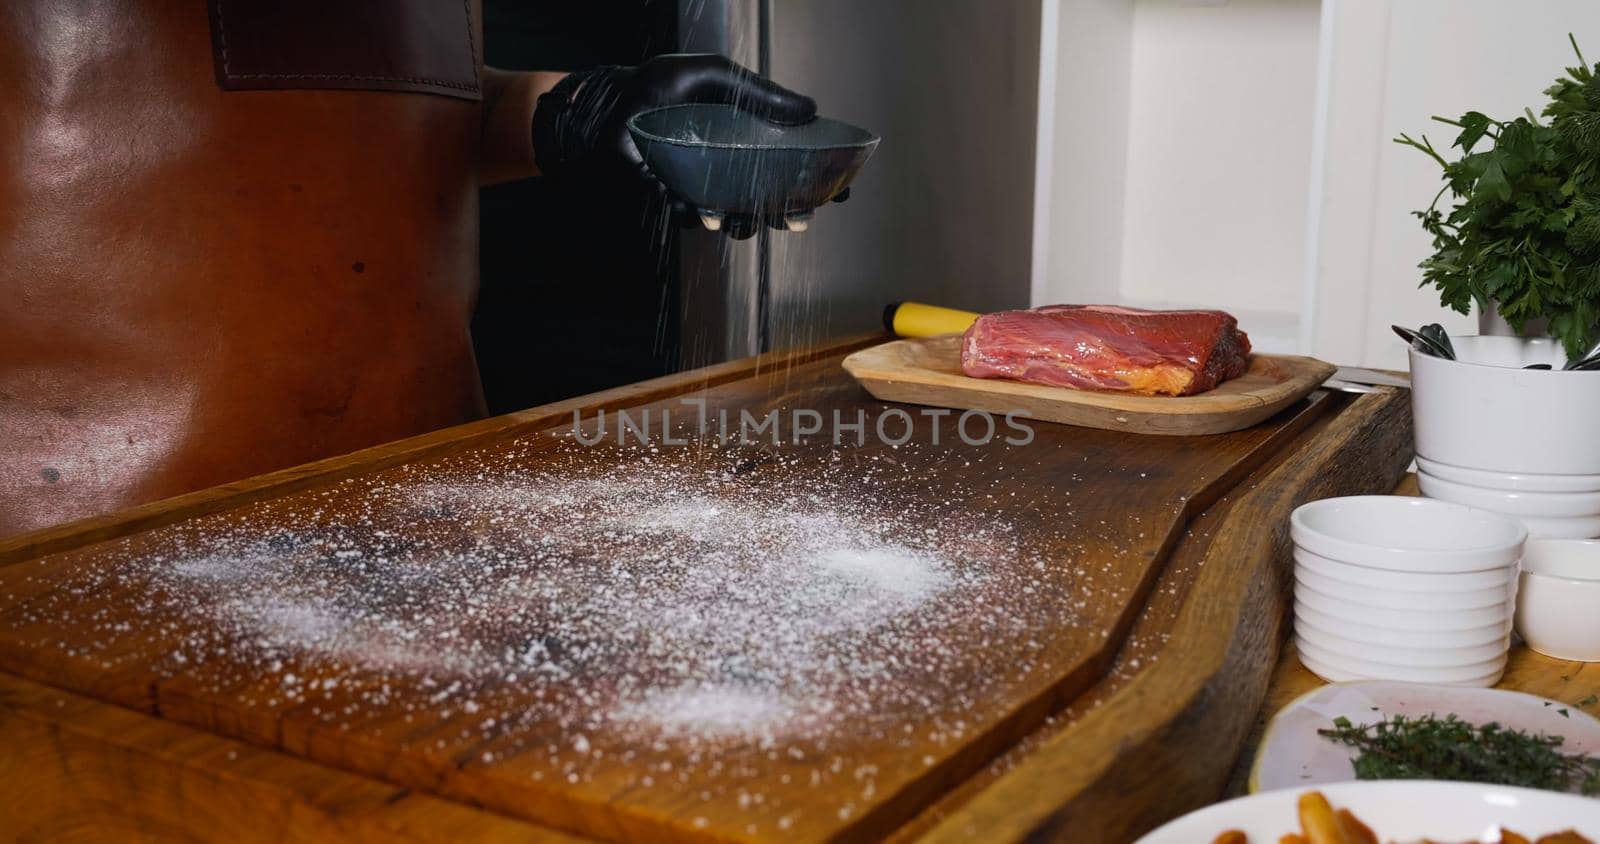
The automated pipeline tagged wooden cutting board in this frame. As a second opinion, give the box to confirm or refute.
[842,335,1337,436]
[0,335,1410,843]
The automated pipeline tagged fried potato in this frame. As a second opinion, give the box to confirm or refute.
[1297,792,1349,844]
[1334,808,1377,844]
[1211,792,1595,844]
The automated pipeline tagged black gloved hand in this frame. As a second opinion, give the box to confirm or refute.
[533,54,825,239]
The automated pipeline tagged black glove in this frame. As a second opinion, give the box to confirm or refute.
[533,54,825,239]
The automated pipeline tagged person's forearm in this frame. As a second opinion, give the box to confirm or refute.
[480,67,568,185]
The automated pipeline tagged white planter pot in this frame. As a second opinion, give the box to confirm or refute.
[1410,335,1600,475]
[1477,298,1550,338]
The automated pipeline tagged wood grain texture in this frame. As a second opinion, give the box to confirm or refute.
[919,386,1415,843]
[0,335,883,568]
[0,348,1333,843]
[0,672,576,842]
[841,335,1337,436]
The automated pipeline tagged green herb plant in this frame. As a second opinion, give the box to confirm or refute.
[1320,713,1600,794]
[1397,35,1600,358]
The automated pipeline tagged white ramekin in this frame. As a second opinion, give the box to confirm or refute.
[1516,539,1600,661]
[1291,496,1526,573]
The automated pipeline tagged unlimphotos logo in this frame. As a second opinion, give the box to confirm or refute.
[569,398,1034,447]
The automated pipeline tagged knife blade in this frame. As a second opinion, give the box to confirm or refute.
[1321,379,1382,394]
[1332,367,1411,388]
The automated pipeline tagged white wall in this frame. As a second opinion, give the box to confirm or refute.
[1036,0,1321,354]
[1036,0,1135,307]
[1310,0,1600,369]
[1119,0,1321,335]
[1039,0,1600,367]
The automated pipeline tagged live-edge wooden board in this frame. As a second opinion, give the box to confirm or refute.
[0,335,1411,843]
[909,387,1413,843]
[842,334,1337,436]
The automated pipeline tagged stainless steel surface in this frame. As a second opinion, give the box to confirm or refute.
[673,0,1040,367]
[1333,366,1412,389]
[1478,298,1551,338]
[1321,380,1384,394]
[676,0,763,365]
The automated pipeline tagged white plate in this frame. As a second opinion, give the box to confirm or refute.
[1417,456,1600,494]
[1418,471,1600,517]
[1249,681,1600,794]
[1139,780,1600,842]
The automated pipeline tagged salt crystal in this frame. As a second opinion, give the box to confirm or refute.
[16,439,1089,809]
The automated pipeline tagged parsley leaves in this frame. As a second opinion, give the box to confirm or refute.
[1397,35,1600,359]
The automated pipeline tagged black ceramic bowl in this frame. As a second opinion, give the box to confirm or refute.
[627,104,879,216]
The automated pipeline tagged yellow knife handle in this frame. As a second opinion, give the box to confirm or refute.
[883,301,982,338]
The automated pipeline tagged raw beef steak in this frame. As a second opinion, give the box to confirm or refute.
[960,305,1252,396]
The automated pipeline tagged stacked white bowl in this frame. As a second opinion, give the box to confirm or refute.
[1290,496,1527,687]
[1516,539,1600,661]
[1411,335,1600,538]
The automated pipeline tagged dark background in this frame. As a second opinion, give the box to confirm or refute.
[474,1,682,415]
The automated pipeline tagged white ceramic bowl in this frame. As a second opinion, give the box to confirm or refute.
[1293,569,1509,611]
[1295,585,1511,631]
[1296,617,1508,666]
[1411,335,1600,474]
[1294,601,1510,648]
[1516,539,1600,661]
[1417,472,1600,539]
[1291,496,1525,573]
[1509,514,1600,539]
[1297,636,1506,686]
[1297,649,1507,687]
[1416,456,1600,494]
[1294,548,1512,593]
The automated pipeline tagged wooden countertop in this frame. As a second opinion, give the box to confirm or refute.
[0,337,1416,843]
[1231,474,1600,796]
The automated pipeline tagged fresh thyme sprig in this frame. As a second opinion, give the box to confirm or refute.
[1319,713,1600,795]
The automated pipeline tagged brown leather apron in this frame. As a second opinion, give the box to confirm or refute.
[0,1,488,537]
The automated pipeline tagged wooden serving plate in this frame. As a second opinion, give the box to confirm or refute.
[841,335,1337,436]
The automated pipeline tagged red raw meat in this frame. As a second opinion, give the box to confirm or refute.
[960,305,1252,396]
